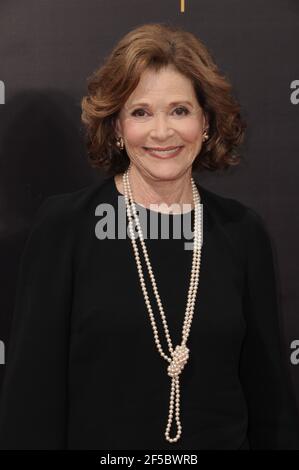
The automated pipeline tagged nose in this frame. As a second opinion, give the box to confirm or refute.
[149,111,175,140]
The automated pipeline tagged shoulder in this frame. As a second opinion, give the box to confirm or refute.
[197,182,268,235]
[31,177,113,233]
[21,178,115,261]
[196,183,273,265]
[19,178,114,273]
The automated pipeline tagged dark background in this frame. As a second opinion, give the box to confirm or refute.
[1,0,299,407]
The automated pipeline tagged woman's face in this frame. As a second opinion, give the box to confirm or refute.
[115,65,208,181]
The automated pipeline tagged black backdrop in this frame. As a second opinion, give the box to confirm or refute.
[1,0,299,417]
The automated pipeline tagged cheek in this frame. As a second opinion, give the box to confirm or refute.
[122,121,146,146]
[179,120,202,144]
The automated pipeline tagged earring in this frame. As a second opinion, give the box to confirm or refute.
[116,136,124,150]
[202,129,209,142]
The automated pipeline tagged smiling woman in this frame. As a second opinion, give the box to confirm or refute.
[81,22,246,211]
[1,22,299,451]
[81,23,246,179]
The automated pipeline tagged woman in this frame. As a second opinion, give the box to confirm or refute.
[1,23,299,450]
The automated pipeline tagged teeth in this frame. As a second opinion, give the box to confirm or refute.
[148,147,179,154]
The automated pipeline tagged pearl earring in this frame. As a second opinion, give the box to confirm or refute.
[116,136,124,150]
[202,129,209,142]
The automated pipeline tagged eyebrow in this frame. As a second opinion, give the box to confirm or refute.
[127,100,195,109]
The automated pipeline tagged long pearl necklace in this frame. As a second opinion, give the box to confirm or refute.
[122,167,203,444]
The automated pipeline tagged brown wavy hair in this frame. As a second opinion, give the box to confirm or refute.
[81,22,246,176]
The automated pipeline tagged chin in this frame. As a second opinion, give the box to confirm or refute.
[143,161,188,181]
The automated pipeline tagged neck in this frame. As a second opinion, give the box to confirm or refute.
[115,166,197,214]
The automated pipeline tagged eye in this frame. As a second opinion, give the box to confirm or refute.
[173,106,190,116]
[131,108,148,117]
[130,106,190,118]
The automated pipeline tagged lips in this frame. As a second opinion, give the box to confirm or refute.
[144,146,182,151]
[144,146,184,159]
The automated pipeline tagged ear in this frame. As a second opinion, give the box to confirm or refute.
[114,116,122,138]
[203,112,209,131]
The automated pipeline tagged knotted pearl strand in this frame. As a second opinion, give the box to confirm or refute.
[122,165,203,443]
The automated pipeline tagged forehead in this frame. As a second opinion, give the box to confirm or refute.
[125,65,197,105]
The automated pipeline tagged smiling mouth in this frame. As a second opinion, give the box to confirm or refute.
[143,146,184,159]
[144,146,183,151]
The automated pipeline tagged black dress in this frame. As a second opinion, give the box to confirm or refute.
[0,175,299,450]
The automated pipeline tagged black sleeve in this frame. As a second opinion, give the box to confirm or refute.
[239,208,299,449]
[0,196,73,449]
